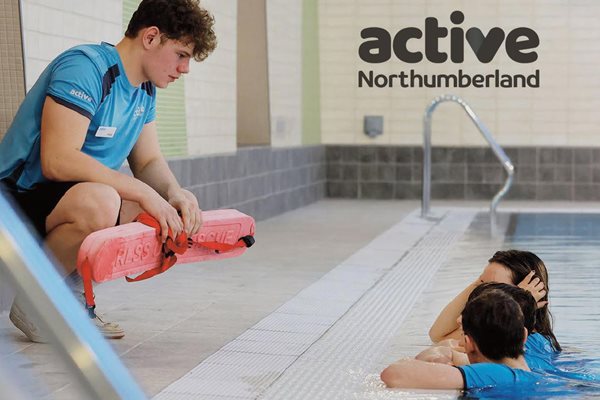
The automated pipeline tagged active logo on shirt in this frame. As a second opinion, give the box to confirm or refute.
[133,106,145,118]
[69,89,92,102]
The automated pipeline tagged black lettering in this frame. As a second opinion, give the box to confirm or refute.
[375,74,388,88]
[505,28,539,63]
[450,11,465,63]
[527,69,540,87]
[359,27,392,63]
[437,74,457,87]
[392,27,423,63]
[472,74,485,88]
[458,69,470,87]
[466,27,505,63]
[425,17,448,63]
[358,70,374,87]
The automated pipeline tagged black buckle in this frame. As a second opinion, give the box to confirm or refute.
[86,304,97,319]
[240,235,255,248]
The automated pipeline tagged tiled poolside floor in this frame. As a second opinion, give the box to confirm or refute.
[1,199,599,399]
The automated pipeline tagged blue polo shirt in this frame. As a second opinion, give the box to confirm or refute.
[0,42,156,190]
[525,333,558,359]
[457,363,541,389]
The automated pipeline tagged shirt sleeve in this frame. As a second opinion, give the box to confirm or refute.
[457,364,517,389]
[46,51,102,120]
[144,93,156,124]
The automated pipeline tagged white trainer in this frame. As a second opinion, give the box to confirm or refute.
[9,295,125,342]
[9,300,45,343]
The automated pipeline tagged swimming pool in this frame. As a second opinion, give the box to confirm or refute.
[378,210,600,399]
[152,208,600,399]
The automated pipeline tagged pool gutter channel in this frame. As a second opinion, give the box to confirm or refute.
[154,208,477,400]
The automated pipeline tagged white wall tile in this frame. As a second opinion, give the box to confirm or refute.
[185,0,237,156]
[320,0,600,146]
[21,0,122,90]
[267,0,303,147]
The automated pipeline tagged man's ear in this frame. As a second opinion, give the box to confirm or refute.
[523,327,528,345]
[141,26,161,49]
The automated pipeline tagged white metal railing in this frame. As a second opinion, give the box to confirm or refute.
[421,94,514,221]
[0,191,147,400]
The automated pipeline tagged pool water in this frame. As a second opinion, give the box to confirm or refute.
[465,212,600,399]
[378,211,600,399]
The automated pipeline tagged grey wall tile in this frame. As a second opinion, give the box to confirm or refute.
[395,147,413,163]
[556,148,573,164]
[342,164,358,181]
[395,182,421,199]
[432,183,465,199]
[515,166,536,183]
[342,146,359,162]
[326,146,342,163]
[574,184,600,201]
[327,181,357,198]
[360,182,394,199]
[537,165,555,182]
[574,165,593,183]
[536,184,572,200]
[517,148,537,165]
[538,148,557,164]
[359,164,377,181]
[432,147,466,163]
[506,184,536,200]
[327,164,342,180]
[432,164,466,183]
[465,183,499,200]
[396,165,412,182]
[359,146,376,163]
[573,148,592,164]
[376,146,395,163]
[555,165,573,182]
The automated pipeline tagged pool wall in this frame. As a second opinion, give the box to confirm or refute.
[327,145,600,201]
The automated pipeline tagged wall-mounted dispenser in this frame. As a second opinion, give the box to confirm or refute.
[364,115,383,138]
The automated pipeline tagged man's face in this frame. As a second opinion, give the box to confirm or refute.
[144,37,194,88]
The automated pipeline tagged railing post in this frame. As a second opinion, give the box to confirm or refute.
[421,95,514,222]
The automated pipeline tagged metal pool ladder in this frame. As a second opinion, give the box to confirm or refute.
[421,94,514,221]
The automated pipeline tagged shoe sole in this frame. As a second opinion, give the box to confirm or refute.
[9,308,46,343]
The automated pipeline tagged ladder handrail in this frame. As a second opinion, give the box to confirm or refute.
[0,192,147,400]
[421,94,514,219]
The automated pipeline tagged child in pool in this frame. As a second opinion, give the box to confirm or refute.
[429,250,560,353]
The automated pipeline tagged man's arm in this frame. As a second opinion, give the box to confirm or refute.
[380,359,464,389]
[127,121,202,236]
[40,97,183,241]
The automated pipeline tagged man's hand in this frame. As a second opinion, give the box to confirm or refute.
[139,188,184,242]
[168,188,203,236]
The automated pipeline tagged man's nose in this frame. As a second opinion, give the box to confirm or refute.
[178,59,190,74]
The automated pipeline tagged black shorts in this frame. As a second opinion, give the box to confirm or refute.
[1,180,80,238]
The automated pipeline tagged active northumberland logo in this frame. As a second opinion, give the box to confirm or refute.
[69,88,92,102]
[357,11,540,89]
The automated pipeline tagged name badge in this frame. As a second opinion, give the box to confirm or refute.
[95,126,117,138]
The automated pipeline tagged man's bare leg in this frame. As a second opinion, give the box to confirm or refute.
[45,182,122,275]
[9,182,125,342]
[119,199,144,225]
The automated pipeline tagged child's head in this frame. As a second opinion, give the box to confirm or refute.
[468,282,536,334]
[484,250,560,352]
[461,290,527,363]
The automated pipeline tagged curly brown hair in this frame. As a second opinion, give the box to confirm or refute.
[125,0,217,62]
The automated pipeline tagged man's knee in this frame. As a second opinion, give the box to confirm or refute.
[48,183,121,234]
